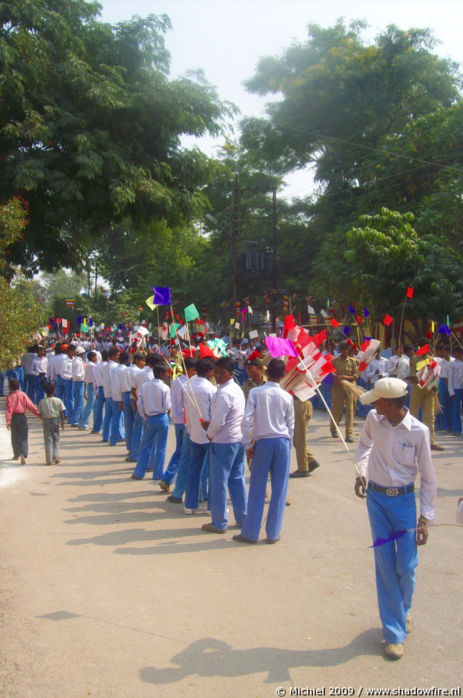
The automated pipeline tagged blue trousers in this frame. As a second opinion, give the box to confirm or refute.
[241,437,290,542]
[72,380,85,426]
[79,383,96,428]
[170,432,192,499]
[184,440,211,510]
[208,442,247,530]
[130,411,144,460]
[122,392,135,453]
[109,398,125,446]
[62,379,74,424]
[55,375,64,402]
[451,388,463,433]
[102,394,113,441]
[133,413,169,479]
[93,386,105,433]
[366,485,418,645]
[162,423,185,485]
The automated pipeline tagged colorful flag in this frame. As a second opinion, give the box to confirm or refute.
[152,286,172,305]
[265,336,298,358]
[406,287,414,299]
[65,298,75,308]
[383,314,394,326]
[330,318,339,328]
[145,295,158,310]
[184,303,200,322]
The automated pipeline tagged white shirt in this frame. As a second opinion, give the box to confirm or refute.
[72,356,85,381]
[84,361,96,385]
[47,353,58,381]
[60,355,73,380]
[386,354,399,376]
[448,359,463,395]
[356,408,437,522]
[364,357,389,385]
[206,378,245,444]
[102,360,117,398]
[110,364,126,402]
[170,375,188,425]
[396,355,410,381]
[134,366,153,395]
[31,356,48,376]
[93,361,106,388]
[185,376,216,444]
[241,381,295,450]
[121,365,137,393]
[438,356,454,380]
[137,379,171,418]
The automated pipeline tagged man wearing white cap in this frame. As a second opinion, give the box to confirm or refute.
[354,377,437,661]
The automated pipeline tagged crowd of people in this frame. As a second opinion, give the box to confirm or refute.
[3,327,462,659]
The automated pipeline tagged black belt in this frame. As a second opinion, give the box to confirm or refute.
[368,481,414,497]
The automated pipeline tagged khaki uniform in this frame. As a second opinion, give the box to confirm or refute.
[242,376,266,402]
[330,355,359,438]
[293,396,316,472]
[409,354,437,445]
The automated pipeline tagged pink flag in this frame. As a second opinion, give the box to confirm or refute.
[265,336,298,358]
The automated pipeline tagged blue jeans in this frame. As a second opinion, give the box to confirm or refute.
[62,379,74,424]
[241,437,290,542]
[451,388,463,433]
[130,411,144,461]
[162,423,185,485]
[133,413,169,479]
[93,386,105,433]
[170,432,192,499]
[72,380,85,425]
[109,398,125,446]
[102,394,113,441]
[366,485,418,645]
[208,442,247,530]
[122,392,135,453]
[55,375,64,402]
[79,383,96,428]
[184,440,210,510]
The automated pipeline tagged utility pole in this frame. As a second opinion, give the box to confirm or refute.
[271,187,277,333]
[232,174,239,325]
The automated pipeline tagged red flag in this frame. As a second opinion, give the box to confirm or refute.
[406,287,414,299]
[199,344,216,359]
[383,314,394,326]
[283,315,296,338]
[356,314,362,324]
[330,318,339,328]
[416,344,429,356]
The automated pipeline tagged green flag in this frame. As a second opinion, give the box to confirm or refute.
[184,303,200,322]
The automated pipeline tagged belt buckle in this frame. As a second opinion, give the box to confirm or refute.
[386,487,399,497]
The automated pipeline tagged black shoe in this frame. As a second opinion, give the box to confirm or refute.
[345,437,354,443]
[331,432,338,438]
[266,538,279,544]
[308,460,320,473]
[233,534,257,544]
[289,470,310,478]
[167,495,182,503]
[131,474,143,480]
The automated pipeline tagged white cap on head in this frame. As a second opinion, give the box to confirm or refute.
[359,377,408,405]
[75,346,85,355]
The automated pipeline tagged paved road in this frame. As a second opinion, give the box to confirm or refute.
[0,398,462,697]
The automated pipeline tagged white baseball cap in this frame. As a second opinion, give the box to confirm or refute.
[75,346,85,355]
[359,377,408,405]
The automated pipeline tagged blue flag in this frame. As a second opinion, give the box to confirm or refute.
[152,287,172,306]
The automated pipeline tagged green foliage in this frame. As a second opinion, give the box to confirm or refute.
[313,208,463,328]
[0,197,45,367]
[0,0,231,273]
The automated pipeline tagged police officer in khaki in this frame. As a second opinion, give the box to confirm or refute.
[330,340,359,443]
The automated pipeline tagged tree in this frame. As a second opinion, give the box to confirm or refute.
[0,198,45,368]
[0,1,232,273]
[313,208,463,335]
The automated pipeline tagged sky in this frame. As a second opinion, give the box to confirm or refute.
[98,0,463,198]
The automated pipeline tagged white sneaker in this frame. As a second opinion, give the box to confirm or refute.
[183,507,197,515]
